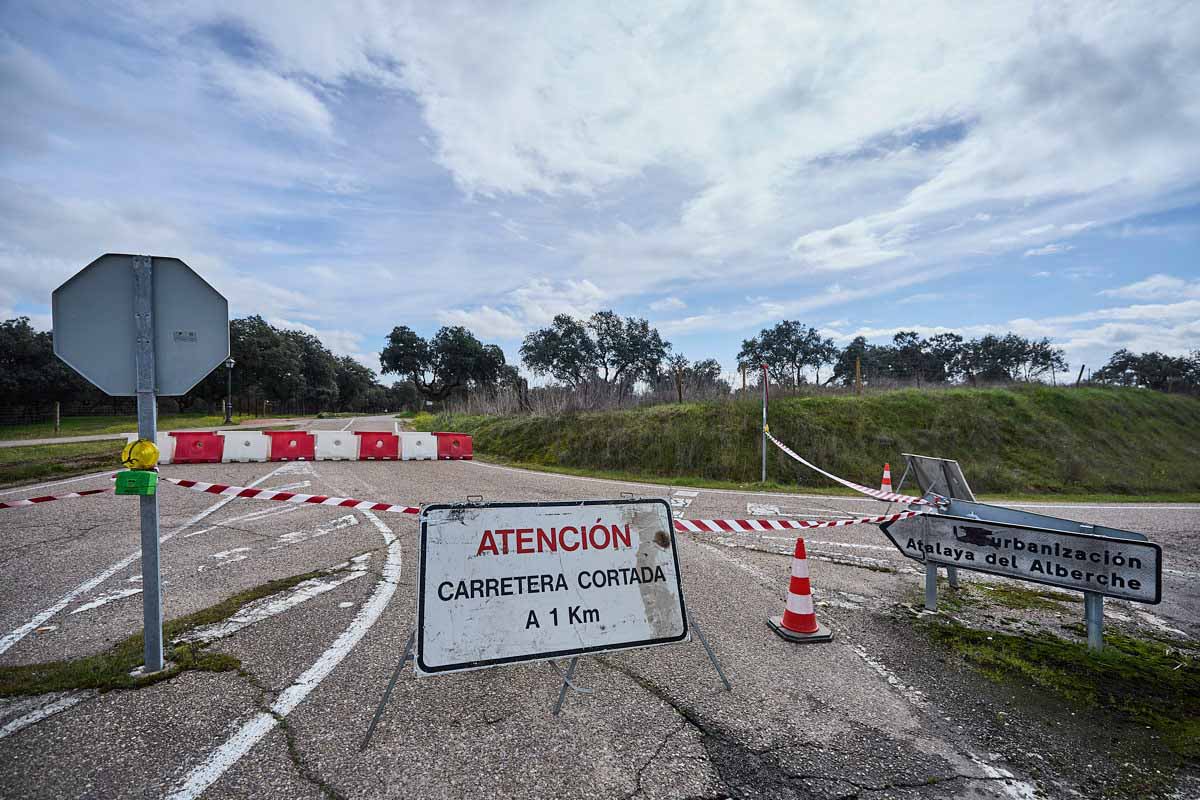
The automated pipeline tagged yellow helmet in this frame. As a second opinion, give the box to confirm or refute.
[121,438,160,470]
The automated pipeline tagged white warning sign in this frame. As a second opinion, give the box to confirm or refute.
[416,499,688,675]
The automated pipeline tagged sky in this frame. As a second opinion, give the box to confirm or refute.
[2,1,1198,383]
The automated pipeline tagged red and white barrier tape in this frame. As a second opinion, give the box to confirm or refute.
[162,477,421,515]
[0,488,112,510]
[673,508,927,534]
[765,431,929,505]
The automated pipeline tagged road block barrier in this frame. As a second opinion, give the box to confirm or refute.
[265,431,316,461]
[313,430,359,460]
[766,431,930,505]
[401,432,437,461]
[169,431,225,464]
[217,431,269,463]
[767,538,833,643]
[434,432,473,460]
[356,431,400,460]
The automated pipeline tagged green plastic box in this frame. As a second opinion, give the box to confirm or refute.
[115,470,158,496]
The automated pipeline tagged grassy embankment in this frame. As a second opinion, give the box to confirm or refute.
[419,386,1200,499]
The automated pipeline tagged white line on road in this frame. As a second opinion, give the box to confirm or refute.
[0,691,94,740]
[178,570,368,645]
[0,464,292,657]
[166,509,403,800]
[69,588,143,615]
[340,417,357,430]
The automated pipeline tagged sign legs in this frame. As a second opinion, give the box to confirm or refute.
[690,618,732,691]
[360,631,415,750]
[1084,592,1104,652]
[550,657,591,716]
[924,562,938,611]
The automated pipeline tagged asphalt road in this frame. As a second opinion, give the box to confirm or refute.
[1,415,1197,799]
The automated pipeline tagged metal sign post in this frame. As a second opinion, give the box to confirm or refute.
[132,256,164,672]
[53,253,228,673]
[760,364,768,483]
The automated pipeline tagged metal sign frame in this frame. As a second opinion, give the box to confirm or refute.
[416,498,690,676]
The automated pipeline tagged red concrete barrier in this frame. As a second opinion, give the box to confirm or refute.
[355,431,400,460]
[169,431,225,464]
[265,431,316,461]
[434,432,473,460]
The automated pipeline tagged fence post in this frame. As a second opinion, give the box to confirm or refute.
[54,401,61,434]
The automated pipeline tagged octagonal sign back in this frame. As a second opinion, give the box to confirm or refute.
[53,254,229,396]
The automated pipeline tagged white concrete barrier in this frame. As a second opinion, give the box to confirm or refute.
[314,430,359,461]
[401,432,437,461]
[217,430,269,462]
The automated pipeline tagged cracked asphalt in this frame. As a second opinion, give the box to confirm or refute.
[1,414,1197,799]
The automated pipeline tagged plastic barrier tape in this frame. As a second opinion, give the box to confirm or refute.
[673,508,928,533]
[0,488,112,510]
[163,477,421,515]
[765,431,931,505]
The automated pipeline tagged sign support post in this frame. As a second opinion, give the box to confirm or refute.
[1084,592,1104,652]
[760,364,768,483]
[132,256,165,673]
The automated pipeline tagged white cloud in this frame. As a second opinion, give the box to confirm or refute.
[1099,274,1200,301]
[649,296,686,312]
[209,60,334,138]
[437,278,609,340]
[1024,243,1074,257]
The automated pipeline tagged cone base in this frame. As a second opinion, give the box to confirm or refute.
[767,617,833,643]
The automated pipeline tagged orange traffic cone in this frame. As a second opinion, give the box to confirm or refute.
[767,538,833,643]
[880,463,892,492]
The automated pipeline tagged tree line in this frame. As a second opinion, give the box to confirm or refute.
[1,313,1197,417]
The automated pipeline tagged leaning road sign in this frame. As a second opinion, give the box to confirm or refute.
[882,499,1161,604]
[417,499,689,675]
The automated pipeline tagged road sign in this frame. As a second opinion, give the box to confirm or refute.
[51,253,228,674]
[417,499,689,675]
[52,253,229,396]
[881,501,1161,604]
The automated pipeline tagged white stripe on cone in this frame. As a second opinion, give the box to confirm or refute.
[786,592,814,616]
[790,560,810,579]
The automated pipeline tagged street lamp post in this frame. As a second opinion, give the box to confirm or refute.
[223,357,236,424]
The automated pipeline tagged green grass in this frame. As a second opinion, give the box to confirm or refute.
[0,440,123,486]
[0,569,328,697]
[432,386,1200,496]
[0,413,261,441]
[919,616,1200,758]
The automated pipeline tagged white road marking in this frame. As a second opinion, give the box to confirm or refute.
[198,547,253,572]
[0,464,291,656]
[178,571,368,644]
[166,509,403,800]
[1135,610,1189,638]
[0,691,94,740]
[182,504,299,539]
[272,514,358,547]
[69,588,143,615]
[849,645,929,709]
[340,417,357,430]
[673,490,699,497]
